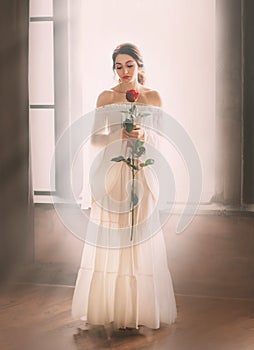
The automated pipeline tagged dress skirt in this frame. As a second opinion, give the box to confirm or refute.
[71,103,177,329]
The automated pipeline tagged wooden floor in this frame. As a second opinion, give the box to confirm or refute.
[1,283,254,350]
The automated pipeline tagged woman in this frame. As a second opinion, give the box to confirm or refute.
[96,44,161,108]
[72,43,177,334]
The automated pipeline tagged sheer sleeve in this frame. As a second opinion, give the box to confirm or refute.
[79,105,125,208]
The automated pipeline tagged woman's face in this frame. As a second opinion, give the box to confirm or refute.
[114,54,139,83]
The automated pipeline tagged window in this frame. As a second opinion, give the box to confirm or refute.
[29,0,55,195]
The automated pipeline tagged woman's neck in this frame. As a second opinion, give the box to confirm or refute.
[115,81,141,93]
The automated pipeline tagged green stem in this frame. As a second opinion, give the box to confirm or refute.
[130,147,135,241]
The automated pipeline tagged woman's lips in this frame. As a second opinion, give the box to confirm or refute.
[123,76,131,79]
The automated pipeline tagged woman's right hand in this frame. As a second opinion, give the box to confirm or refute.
[122,124,144,140]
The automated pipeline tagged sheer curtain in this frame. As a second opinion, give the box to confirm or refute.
[68,0,215,206]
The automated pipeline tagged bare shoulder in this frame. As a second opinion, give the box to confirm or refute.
[142,87,162,107]
[96,90,114,108]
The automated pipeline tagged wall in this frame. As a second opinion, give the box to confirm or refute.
[215,0,243,205]
[0,0,33,283]
[243,0,254,203]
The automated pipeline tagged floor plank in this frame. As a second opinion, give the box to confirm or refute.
[0,283,254,350]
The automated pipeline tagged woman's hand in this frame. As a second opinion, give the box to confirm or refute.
[122,124,144,140]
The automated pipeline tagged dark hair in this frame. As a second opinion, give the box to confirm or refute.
[112,43,146,85]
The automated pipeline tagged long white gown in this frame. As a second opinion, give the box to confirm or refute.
[71,103,177,329]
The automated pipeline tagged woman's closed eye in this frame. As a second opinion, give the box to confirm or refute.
[116,65,134,70]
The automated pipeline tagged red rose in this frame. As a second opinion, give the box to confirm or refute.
[126,89,139,102]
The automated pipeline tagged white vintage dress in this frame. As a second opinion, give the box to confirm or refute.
[71,103,177,329]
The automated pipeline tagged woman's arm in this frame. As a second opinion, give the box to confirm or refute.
[90,91,114,146]
[147,90,162,108]
[96,90,114,108]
